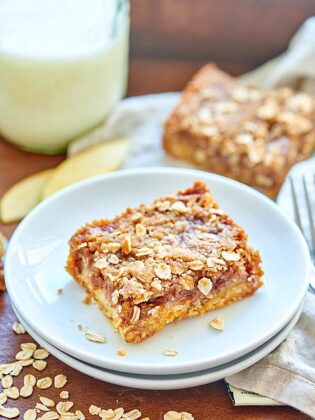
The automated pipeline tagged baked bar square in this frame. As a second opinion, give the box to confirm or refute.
[163,64,315,196]
[66,182,263,343]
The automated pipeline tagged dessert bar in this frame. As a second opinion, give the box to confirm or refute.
[67,182,263,343]
[163,64,315,196]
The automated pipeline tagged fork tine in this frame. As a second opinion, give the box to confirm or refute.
[303,175,315,254]
[289,176,303,231]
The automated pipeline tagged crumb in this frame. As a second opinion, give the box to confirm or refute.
[117,348,127,357]
[82,295,92,305]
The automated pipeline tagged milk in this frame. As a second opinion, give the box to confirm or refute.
[0,0,129,153]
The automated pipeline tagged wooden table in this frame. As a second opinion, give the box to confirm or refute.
[1,1,314,416]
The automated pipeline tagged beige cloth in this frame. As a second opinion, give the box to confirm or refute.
[240,16,315,93]
[68,18,315,416]
[226,293,315,418]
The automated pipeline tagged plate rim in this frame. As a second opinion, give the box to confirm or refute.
[5,167,311,374]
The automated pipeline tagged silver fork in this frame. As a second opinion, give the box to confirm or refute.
[290,175,315,292]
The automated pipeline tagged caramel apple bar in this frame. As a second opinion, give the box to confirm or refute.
[66,182,263,343]
[163,64,315,196]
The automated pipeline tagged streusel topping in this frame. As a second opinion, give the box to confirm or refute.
[71,182,261,309]
[170,66,315,188]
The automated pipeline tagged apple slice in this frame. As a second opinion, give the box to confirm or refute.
[42,138,131,199]
[0,169,54,223]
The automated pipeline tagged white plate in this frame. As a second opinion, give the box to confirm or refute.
[12,301,303,390]
[5,168,310,375]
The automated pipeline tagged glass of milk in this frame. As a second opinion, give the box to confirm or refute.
[0,0,130,153]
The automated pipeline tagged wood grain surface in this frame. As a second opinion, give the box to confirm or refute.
[0,1,313,418]
[128,0,315,95]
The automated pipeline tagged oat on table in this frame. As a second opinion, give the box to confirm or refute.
[163,63,315,197]
[67,181,263,343]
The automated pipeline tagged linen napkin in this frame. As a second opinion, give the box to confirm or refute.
[67,18,315,416]
[226,292,315,418]
[240,16,315,93]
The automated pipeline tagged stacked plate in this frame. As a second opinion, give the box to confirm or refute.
[5,168,310,390]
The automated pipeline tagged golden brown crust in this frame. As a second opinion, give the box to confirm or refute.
[0,233,5,292]
[163,63,315,197]
[67,182,263,343]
